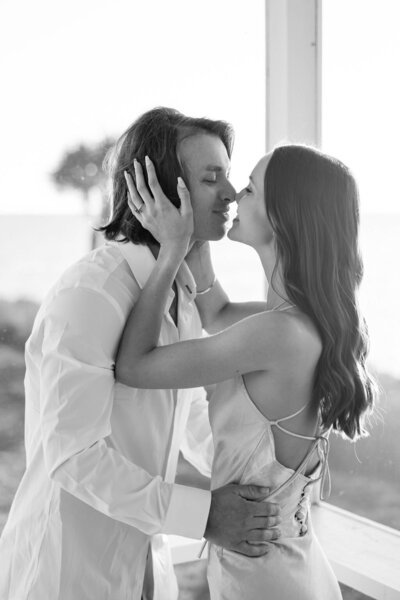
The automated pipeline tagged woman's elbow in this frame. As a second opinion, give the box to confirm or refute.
[114,361,137,387]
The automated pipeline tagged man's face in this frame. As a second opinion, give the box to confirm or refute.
[177,134,235,241]
[228,153,274,248]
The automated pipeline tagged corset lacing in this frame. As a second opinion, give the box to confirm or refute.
[261,397,332,537]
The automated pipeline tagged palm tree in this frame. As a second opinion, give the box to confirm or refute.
[51,137,115,248]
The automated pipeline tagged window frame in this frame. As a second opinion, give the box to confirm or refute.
[169,504,400,599]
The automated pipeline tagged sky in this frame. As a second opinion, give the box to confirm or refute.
[0,0,266,215]
[0,0,399,215]
[322,0,400,215]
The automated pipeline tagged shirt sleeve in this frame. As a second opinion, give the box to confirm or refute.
[179,389,214,478]
[162,483,211,539]
[39,286,210,537]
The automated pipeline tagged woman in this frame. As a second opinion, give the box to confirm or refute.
[116,146,376,599]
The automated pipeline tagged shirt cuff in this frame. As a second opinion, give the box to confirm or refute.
[161,483,211,539]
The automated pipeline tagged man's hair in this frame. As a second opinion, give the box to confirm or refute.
[99,107,234,246]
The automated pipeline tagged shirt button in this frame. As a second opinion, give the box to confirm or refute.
[300,524,308,535]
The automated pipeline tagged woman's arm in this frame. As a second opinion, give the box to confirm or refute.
[115,157,296,391]
[116,305,292,389]
[116,156,192,366]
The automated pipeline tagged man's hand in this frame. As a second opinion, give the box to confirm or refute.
[204,483,281,557]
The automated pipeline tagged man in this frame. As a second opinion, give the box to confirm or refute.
[0,107,280,600]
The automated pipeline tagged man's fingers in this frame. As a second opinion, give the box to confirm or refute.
[250,514,282,529]
[177,177,192,215]
[235,541,271,558]
[247,528,280,543]
[237,484,270,502]
[250,501,281,518]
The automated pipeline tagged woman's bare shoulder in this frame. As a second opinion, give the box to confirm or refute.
[246,309,322,365]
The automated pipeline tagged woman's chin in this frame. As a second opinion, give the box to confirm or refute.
[227,220,240,241]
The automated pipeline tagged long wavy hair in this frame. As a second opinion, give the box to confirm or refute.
[99,107,234,246]
[265,145,377,440]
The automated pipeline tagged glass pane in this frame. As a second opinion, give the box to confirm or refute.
[322,0,400,529]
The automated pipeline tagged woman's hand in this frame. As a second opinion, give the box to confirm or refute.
[124,156,193,256]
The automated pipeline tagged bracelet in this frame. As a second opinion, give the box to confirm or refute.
[196,275,217,296]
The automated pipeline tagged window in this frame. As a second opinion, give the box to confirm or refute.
[322,0,400,532]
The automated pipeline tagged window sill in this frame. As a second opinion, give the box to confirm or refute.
[312,502,400,599]
[169,502,400,599]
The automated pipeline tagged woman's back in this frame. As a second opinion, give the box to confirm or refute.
[242,309,323,473]
[207,329,341,599]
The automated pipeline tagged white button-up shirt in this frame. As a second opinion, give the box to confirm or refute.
[0,241,213,600]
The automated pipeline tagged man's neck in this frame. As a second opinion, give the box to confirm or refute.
[147,239,195,261]
[148,243,160,260]
[147,242,180,325]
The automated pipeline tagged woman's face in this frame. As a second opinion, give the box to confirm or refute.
[228,152,274,248]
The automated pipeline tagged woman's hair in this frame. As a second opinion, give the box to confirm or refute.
[265,145,377,440]
[99,107,234,245]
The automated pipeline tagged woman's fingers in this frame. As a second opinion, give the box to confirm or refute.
[177,177,192,216]
[126,190,143,220]
[124,171,144,215]
[124,158,192,243]
[133,159,153,208]
[145,156,163,201]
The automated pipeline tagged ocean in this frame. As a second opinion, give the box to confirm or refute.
[0,213,399,377]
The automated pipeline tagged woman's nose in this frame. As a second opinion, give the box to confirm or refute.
[235,190,244,203]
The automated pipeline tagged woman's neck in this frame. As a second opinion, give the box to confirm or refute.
[256,244,291,310]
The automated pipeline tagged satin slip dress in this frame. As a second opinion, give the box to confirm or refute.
[206,373,342,600]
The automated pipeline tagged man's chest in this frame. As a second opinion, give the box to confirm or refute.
[168,283,179,326]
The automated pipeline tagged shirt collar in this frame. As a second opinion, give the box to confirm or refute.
[111,242,197,312]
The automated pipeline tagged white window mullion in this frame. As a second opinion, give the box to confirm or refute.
[265,0,322,150]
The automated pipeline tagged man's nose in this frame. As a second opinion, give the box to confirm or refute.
[223,180,236,203]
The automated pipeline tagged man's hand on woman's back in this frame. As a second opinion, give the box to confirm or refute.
[205,483,281,557]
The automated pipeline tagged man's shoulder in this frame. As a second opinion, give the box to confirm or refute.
[43,243,138,309]
[57,243,124,287]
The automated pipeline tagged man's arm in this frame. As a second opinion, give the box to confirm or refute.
[40,285,210,539]
[179,389,214,479]
[41,284,281,553]
[185,241,267,334]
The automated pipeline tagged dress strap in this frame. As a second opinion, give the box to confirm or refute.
[272,422,317,441]
[265,430,332,502]
[302,432,332,501]
[269,399,311,425]
[268,399,316,441]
